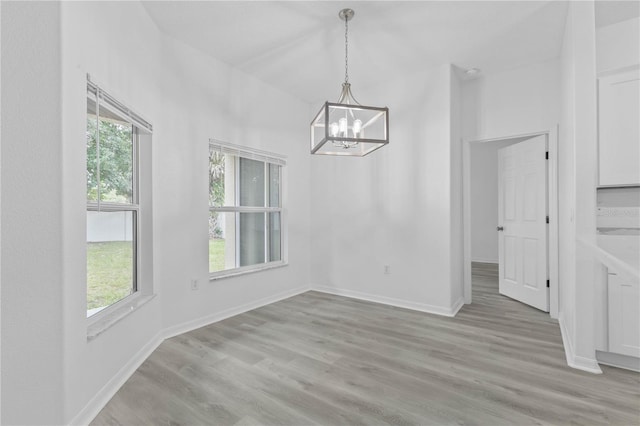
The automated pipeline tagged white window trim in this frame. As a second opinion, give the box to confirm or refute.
[208,139,288,281]
[86,78,154,340]
[209,139,286,166]
[87,75,152,132]
[209,260,288,281]
[87,293,156,341]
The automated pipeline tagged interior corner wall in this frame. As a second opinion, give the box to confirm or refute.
[310,64,461,314]
[1,2,65,424]
[558,0,599,368]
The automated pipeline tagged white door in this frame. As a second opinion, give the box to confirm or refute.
[498,135,549,312]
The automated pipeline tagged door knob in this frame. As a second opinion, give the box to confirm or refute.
[496,226,504,231]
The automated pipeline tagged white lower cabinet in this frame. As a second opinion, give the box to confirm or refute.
[608,273,640,357]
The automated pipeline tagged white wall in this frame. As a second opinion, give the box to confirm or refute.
[462,59,560,142]
[596,17,640,74]
[5,0,168,421]
[1,2,65,424]
[310,64,464,315]
[2,1,311,424]
[155,34,311,332]
[470,140,514,263]
[558,0,600,372]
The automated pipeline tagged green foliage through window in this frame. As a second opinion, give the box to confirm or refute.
[209,150,225,238]
[87,241,134,310]
[86,117,133,203]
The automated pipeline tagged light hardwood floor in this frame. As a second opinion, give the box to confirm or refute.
[92,263,640,425]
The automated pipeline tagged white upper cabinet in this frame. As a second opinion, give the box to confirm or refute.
[598,69,640,186]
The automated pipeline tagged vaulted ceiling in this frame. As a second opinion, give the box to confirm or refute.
[141,1,636,104]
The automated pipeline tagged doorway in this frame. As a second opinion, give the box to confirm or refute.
[462,129,559,318]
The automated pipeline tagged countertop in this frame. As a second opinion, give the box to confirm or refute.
[578,234,640,281]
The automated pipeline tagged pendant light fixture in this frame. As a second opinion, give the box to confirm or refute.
[310,9,389,156]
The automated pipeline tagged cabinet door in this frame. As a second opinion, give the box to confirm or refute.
[608,273,640,357]
[598,69,640,186]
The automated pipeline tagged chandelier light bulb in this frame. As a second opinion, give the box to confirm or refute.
[330,122,340,137]
[352,119,362,137]
[339,117,348,135]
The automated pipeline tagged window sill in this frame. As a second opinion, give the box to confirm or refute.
[87,293,156,342]
[209,261,288,281]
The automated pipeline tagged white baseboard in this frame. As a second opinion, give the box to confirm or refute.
[558,315,602,374]
[163,285,310,339]
[70,285,310,425]
[596,350,640,372]
[471,258,498,264]
[311,285,465,317]
[69,331,164,426]
[450,296,465,316]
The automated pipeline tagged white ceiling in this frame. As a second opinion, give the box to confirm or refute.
[141,1,580,104]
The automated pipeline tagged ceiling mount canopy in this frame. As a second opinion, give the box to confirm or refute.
[310,8,389,157]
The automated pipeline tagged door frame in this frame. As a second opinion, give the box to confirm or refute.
[462,126,559,319]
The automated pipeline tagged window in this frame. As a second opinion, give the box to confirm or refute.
[86,78,152,319]
[209,140,286,277]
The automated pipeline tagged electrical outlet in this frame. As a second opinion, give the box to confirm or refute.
[190,279,199,291]
[384,265,391,275]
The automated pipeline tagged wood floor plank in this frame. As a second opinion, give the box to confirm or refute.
[92,263,640,425]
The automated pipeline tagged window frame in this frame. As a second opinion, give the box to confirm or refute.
[209,140,287,280]
[86,128,140,316]
[86,76,154,336]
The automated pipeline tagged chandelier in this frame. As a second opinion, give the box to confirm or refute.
[310,9,389,156]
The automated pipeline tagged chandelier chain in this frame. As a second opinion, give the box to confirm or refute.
[344,17,349,84]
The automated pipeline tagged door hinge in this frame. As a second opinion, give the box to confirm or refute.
[547,279,550,288]
[546,216,549,224]
[545,151,549,160]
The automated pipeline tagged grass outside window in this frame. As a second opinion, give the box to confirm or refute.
[209,238,225,272]
[87,241,133,311]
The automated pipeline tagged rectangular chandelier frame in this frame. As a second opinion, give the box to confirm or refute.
[311,101,389,157]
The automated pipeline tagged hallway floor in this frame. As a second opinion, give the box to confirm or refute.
[93,263,640,425]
